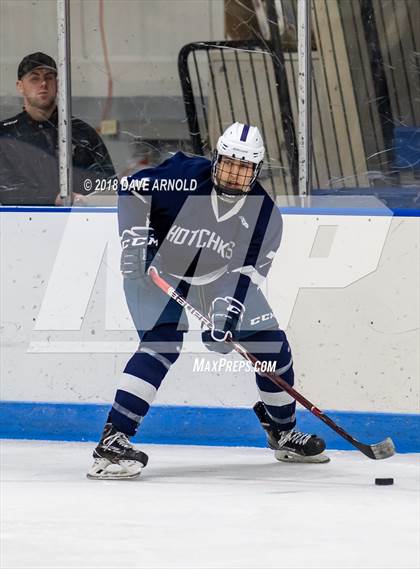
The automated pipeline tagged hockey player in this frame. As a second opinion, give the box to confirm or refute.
[87,122,329,479]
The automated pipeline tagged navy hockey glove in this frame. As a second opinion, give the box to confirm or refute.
[202,296,245,354]
[120,226,161,279]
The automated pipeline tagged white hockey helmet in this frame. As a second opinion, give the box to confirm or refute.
[212,122,265,201]
[216,122,265,164]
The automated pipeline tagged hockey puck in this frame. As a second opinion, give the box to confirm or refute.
[375,478,394,485]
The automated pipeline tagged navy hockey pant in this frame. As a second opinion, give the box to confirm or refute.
[108,324,184,436]
[108,325,296,437]
[241,329,296,431]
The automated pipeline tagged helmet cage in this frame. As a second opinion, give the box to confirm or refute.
[211,151,262,199]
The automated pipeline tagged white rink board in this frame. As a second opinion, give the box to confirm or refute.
[0,210,418,413]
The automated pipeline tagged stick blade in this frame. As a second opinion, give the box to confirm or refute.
[359,437,396,460]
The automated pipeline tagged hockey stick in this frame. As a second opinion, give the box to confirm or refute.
[148,268,395,460]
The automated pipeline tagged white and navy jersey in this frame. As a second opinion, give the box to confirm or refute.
[118,152,282,302]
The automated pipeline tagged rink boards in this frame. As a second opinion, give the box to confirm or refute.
[0,206,419,451]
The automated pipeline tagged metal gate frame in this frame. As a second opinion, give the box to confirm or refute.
[178,39,299,196]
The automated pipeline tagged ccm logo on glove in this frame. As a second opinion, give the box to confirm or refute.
[121,226,159,250]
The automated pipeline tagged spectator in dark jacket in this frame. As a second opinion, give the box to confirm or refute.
[0,52,116,206]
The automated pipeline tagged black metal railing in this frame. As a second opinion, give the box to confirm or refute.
[178,40,299,197]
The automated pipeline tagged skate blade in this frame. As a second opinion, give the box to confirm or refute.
[274,449,331,463]
[86,458,144,480]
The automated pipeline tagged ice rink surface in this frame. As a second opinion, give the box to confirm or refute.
[1,440,419,569]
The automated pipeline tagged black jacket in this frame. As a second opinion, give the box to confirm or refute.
[0,108,115,205]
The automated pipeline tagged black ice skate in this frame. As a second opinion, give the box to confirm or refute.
[253,401,330,463]
[87,423,149,480]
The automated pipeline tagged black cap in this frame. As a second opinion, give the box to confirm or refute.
[18,52,57,80]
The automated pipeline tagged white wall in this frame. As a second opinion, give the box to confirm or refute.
[0,0,224,98]
[1,211,418,413]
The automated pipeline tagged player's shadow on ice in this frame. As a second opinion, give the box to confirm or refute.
[142,460,327,485]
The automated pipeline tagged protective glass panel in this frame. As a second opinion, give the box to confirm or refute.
[1,0,418,209]
[70,0,224,207]
[309,0,419,210]
[0,0,225,207]
[0,0,60,206]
